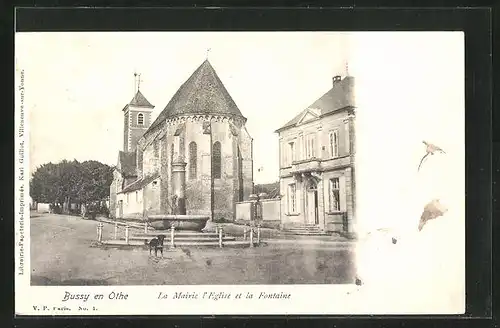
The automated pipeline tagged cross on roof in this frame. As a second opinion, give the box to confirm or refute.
[206,48,211,59]
[136,72,143,91]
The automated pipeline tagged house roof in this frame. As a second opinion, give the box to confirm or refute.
[147,60,245,133]
[119,173,160,194]
[276,76,355,132]
[254,181,280,199]
[117,151,137,177]
[122,90,154,111]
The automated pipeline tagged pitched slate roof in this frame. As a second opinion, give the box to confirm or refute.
[147,60,245,133]
[119,173,160,194]
[122,90,154,111]
[118,151,137,177]
[254,181,280,199]
[276,76,355,132]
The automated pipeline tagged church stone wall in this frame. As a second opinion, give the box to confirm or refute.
[136,147,143,179]
[142,144,156,177]
[184,120,211,215]
[129,128,146,152]
[109,177,117,219]
[239,127,254,200]
[133,116,253,221]
[123,112,129,152]
[130,109,152,128]
[143,178,161,216]
[109,170,124,219]
[212,120,236,220]
[127,106,153,152]
[159,134,170,214]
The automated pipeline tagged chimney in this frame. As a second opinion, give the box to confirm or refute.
[332,75,342,85]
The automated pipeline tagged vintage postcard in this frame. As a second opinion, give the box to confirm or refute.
[15,31,465,315]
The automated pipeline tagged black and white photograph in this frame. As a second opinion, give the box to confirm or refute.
[15,30,465,315]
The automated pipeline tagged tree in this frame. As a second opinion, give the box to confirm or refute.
[30,162,62,204]
[30,159,114,214]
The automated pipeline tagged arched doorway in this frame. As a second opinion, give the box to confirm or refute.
[305,178,319,225]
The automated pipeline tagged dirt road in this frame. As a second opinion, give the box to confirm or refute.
[31,213,355,285]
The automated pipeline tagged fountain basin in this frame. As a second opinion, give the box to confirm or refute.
[147,214,210,231]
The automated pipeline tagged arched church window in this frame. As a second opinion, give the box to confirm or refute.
[189,142,197,179]
[137,113,144,125]
[212,141,221,179]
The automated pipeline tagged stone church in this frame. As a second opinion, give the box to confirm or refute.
[109,60,254,221]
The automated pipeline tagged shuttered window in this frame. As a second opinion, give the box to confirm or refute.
[288,183,297,213]
[329,178,340,211]
[329,130,339,158]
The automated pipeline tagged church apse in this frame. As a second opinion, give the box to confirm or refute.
[111,59,254,223]
[162,117,253,221]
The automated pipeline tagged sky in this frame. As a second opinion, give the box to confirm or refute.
[16,31,351,184]
[351,32,464,231]
[16,31,463,195]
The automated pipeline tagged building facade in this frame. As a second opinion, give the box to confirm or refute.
[276,75,356,234]
[110,60,254,221]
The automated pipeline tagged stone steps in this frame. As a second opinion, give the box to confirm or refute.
[286,232,330,236]
[284,225,330,236]
[287,227,322,231]
[286,228,323,232]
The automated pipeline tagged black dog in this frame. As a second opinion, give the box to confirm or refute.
[145,235,166,257]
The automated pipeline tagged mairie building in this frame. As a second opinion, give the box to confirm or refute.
[275,75,356,234]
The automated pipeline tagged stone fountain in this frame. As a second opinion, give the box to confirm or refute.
[147,159,210,231]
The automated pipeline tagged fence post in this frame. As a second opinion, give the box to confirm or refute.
[170,226,175,248]
[257,224,261,245]
[249,227,254,247]
[114,222,118,240]
[144,222,148,234]
[219,226,223,248]
[125,225,130,244]
[243,227,247,241]
[97,223,103,242]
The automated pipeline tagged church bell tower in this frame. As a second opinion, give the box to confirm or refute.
[123,73,155,152]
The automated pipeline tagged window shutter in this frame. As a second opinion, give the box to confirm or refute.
[287,185,291,213]
[339,175,347,211]
[279,141,283,167]
[344,120,350,154]
[338,125,345,156]
[298,135,303,160]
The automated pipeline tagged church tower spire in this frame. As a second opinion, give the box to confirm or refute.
[123,72,155,152]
